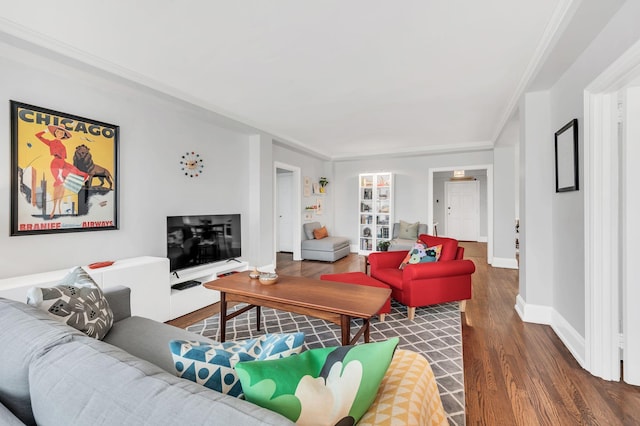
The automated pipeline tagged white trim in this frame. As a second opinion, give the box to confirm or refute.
[582,38,640,382]
[515,294,553,324]
[478,236,488,243]
[515,294,586,369]
[492,257,518,269]
[551,309,586,368]
[428,164,493,265]
[273,162,302,261]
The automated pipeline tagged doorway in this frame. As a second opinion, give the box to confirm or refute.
[274,162,302,261]
[428,165,493,264]
[276,170,294,252]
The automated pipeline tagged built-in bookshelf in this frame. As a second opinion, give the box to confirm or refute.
[358,172,393,254]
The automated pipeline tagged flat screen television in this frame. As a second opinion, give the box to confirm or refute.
[167,214,241,273]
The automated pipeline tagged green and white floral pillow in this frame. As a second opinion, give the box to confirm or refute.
[235,338,398,426]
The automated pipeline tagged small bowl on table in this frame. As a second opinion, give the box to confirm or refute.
[258,273,278,285]
[248,268,260,279]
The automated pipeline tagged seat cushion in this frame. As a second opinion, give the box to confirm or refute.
[0,298,82,425]
[370,268,403,290]
[301,236,349,252]
[29,336,294,426]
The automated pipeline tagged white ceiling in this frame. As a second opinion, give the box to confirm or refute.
[0,0,626,160]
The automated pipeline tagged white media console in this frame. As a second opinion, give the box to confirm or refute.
[0,256,248,322]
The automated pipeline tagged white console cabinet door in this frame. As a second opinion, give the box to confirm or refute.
[87,256,170,323]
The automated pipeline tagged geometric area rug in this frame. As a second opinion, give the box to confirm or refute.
[187,299,465,425]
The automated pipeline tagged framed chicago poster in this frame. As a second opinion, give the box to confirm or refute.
[10,101,119,235]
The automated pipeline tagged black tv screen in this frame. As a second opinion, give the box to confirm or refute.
[167,214,241,272]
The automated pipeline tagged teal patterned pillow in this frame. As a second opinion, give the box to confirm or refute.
[26,266,114,340]
[169,332,305,397]
[236,338,398,426]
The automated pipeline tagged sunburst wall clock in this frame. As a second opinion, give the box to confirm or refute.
[180,151,204,177]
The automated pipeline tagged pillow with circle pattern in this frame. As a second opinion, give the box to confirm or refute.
[169,332,305,397]
[26,266,114,340]
[399,242,443,269]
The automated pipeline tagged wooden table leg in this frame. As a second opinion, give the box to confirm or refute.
[219,292,227,342]
[341,315,351,345]
[256,306,261,331]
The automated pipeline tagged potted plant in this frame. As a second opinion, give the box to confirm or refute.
[377,240,390,251]
[319,177,329,193]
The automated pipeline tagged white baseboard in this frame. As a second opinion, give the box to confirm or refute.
[515,294,586,369]
[492,257,518,269]
[551,309,586,368]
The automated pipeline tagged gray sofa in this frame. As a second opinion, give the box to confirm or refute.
[0,286,293,426]
[301,221,350,262]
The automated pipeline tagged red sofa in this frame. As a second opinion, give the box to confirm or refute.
[368,234,475,319]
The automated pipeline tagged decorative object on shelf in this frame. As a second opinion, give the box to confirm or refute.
[318,176,329,193]
[304,205,317,210]
[377,240,390,252]
[10,101,119,236]
[180,151,204,178]
[249,267,260,279]
[258,272,278,285]
[303,176,311,197]
[555,118,579,192]
[316,197,324,215]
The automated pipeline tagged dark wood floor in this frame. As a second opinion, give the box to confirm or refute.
[168,243,640,425]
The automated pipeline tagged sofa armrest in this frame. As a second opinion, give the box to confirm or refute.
[403,259,476,280]
[368,250,407,270]
[103,285,131,322]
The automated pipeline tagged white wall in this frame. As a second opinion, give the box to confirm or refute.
[333,150,493,247]
[272,144,332,234]
[518,0,640,349]
[493,145,517,265]
[0,41,260,279]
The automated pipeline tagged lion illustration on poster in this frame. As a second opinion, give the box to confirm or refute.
[73,144,113,189]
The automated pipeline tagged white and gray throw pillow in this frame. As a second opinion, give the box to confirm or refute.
[27,266,114,340]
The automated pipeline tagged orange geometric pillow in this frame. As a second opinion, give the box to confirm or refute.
[313,226,328,239]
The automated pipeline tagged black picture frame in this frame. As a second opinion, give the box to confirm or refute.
[10,101,119,235]
[555,118,579,193]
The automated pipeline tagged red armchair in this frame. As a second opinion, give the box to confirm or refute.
[368,234,475,320]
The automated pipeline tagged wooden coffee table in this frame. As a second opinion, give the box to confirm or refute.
[204,271,391,345]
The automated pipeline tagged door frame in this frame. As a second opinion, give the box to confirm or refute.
[444,179,480,241]
[428,164,493,264]
[275,169,294,253]
[583,38,640,382]
[273,162,301,261]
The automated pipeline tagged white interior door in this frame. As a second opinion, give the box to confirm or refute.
[276,171,294,252]
[445,180,479,241]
